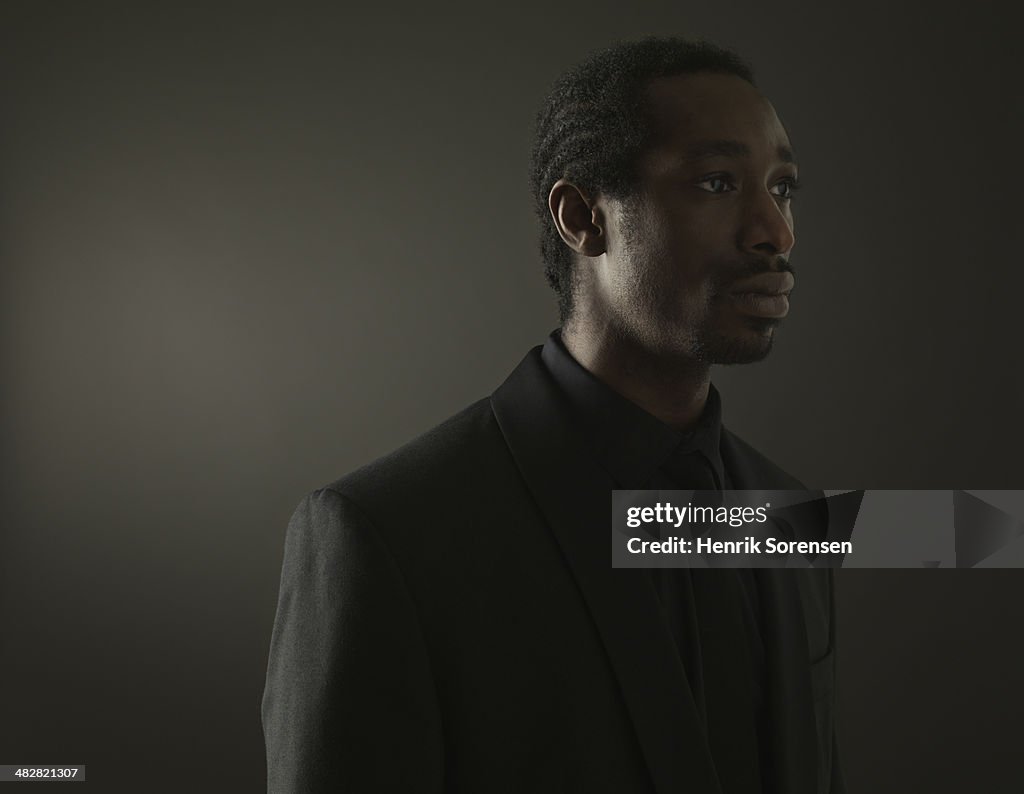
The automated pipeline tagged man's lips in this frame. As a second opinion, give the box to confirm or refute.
[726,272,795,319]
[728,272,795,297]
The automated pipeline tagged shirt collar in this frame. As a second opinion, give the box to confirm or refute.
[540,329,726,490]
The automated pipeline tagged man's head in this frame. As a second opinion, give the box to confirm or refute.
[530,38,799,365]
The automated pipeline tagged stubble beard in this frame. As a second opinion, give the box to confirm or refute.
[617,193,789,366]
[637,290,779,366]
[618,211,780,367]
[691,314,778,365]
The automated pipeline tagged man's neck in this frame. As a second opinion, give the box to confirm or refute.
[560,324,711,433]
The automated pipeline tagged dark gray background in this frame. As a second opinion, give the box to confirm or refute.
[2,2,1021,791]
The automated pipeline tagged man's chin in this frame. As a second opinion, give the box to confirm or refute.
[698,324,777,365]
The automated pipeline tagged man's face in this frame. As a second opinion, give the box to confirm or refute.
[589,72,799,365]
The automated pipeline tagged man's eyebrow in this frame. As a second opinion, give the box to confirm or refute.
[776,144,797,165]
[682,139,750,161]
[679,139,799,167]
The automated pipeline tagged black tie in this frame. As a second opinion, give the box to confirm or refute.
[653,448,763,794]
[660,447,721,505]
[650,448,718,727]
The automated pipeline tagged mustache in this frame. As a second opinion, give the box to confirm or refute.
[731,256,794,278]
[715,256,794,287]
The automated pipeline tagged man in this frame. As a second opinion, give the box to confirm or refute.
[263,37,843,793]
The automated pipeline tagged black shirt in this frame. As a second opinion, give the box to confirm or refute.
[541,329,768,794]
[540,330,727,491]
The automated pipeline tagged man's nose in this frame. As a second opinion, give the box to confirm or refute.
[738,190,795,257]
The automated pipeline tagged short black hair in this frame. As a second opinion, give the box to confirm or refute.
[529,37,756,324]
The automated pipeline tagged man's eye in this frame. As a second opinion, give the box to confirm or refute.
[771,178,801,200]
[696,176,734,193]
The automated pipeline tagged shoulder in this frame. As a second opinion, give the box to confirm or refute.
[286,395,534,578]
[720,426,807,490]
[317,396,516,512]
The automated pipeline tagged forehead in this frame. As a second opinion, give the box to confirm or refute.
[641,72,792,162]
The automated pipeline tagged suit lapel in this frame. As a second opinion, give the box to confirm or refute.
[722,430,821,794]
[491,347,723,794]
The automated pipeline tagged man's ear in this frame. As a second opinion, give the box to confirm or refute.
[547,179,606,257]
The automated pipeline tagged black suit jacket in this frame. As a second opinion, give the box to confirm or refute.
[262,346,845,793]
